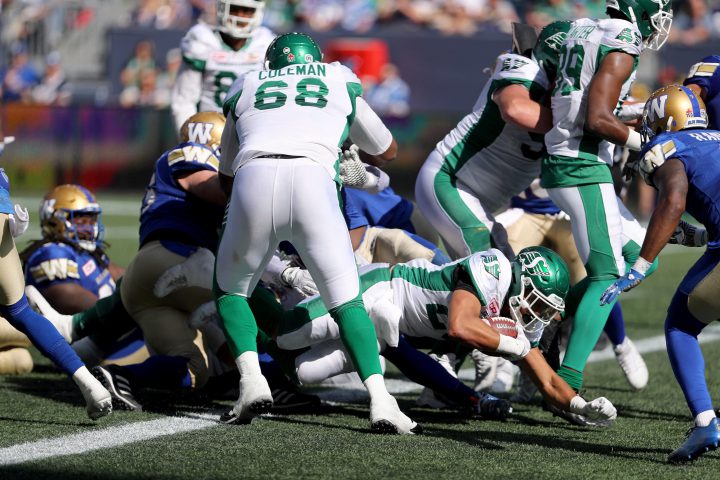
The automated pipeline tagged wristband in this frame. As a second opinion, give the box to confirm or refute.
[496,334,524,356]
[632,256,653,275]
[624,129,642,151]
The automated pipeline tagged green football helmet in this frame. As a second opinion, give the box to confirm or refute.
[264,32,323,70]
[606,0,673,50]
[532,20,572,81]
[509,246,570,334]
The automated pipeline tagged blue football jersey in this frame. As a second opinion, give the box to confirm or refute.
[139,142,225,255]
[684,56,720,130]
[25,242,116,298]
[510,179,561,215]
[342,187,414,232]
[0,168,14,215]
[641,129,720,249]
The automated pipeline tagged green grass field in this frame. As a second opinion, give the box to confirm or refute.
[1,192,719,479]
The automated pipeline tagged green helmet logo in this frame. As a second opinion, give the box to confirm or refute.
[265,32,323,70]
[509,246,570,334]
[606,0,673,50]
[532,20,572,81]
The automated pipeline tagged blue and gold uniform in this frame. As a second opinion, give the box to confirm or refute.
[685,55,720,129]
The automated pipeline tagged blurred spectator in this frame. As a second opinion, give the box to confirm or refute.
[1,44,41,102]
[155,48,182,107]
[526,0,575,29]
[120,68,164,108]
[364,63,411,118]
[472,0,520,33]
[121,40,157,90]
[296,0,345,32]
[130,0,193,29]
[669,0,718,45]
[30,51,71,106]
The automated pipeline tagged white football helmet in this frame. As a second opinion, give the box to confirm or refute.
[216,0,265,39]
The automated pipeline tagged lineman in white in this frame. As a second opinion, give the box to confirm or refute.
[216,32,420,434]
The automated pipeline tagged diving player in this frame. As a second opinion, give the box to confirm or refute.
[172,0,275,131]
[0,129,111,419]
[601,85,720,463]
[217,32,419,433]
[539,0,672,392]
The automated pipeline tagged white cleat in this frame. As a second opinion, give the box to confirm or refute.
[471,349,499,392]
[220,374,273,424]
[370,394,422,435]
[25,285,74,343]
[81,376,113,420]
[614,337,648,390]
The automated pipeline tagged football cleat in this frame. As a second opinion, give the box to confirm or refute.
[370,394,422,435]
[614,337,649,390]
[79,372,113,420]
[474,392,513,421]
[220,374,273,424]
[668,418,720,464]
[471,349,499,392]
[91,365,143,412]
[270,386,322,413]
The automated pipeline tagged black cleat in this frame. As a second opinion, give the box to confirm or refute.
[270,387,321,413]
[91,365,143,412]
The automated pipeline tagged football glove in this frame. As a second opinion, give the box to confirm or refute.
[188,300,218,329]
[339,144,390,193]
[616,102,644,122]
[154,247,215,297]
[669,220,708,247]
[569,395,617,423]
[8,203,29,238]
[600,268,646,305]
[280,266,319,298]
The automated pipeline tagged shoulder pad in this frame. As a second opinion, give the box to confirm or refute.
[687,59,720,79]
[599,19,642,56]
[181,23,221,65]
[492,54,548,90]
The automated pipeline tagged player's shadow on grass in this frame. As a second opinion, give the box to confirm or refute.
[614,404,689,422]
[430,425,672,464]
[0,465,130,480]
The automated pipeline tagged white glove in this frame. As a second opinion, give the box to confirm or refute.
[8,204,29,238]
[360,164,390,194]
[188,300,218,329]
[339,144,369,188]
[495,323,531,362]
[280,266,319,298]
[669,220,708,247]
[569,395,617,426]
[154,247,215,297]
[616,102,644,122]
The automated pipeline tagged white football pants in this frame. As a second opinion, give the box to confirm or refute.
[215,158,360,309]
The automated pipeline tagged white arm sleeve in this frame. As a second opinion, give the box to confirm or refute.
[171,65,203,133]
[349,97,393,156]
[219,114,240,176]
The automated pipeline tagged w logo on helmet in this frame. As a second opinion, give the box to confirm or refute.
[186,122,215,145]
[648,94,668,121]
[518,251,551,277]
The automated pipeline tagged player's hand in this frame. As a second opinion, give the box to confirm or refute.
[280,266,319,298]
[154,247,215,297]
[569,395,617,426]
[8,203,29,238]
[499,325,531,362]
[616,102,644,122]
[668,220,708,247]
[339,144,368,187]
[188,300,218,329]
[600,268,645,305]
[361,164,390,194]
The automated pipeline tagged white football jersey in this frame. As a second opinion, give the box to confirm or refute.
[177,23,275,113]
[223,61,363,180]
[545,18,642,170]
[391,250,512,340]
[433,54,549,214]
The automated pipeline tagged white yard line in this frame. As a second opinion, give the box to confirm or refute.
[0,414,218,466]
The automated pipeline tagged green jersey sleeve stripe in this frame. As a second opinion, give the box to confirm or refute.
[223,90,243,121]
[182,55,206,72]
[346,81,363,99]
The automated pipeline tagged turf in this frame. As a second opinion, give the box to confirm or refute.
[1,193,719,478]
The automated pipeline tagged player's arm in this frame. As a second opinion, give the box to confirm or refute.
[638,158,688,263]
[350,97,397,167]
[585,52,642,150]
[108,263,125,280]
[176,170,227,207]
[519,347,576,409]
[40,283,98,314]
[493,84,553,134]
[171,65,203,133]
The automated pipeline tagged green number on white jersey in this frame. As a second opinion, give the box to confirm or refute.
[555,44,585,96]
[254,78,329,110]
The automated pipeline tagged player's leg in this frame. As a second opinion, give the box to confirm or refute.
[291,160,419,433]
[415,151,510,259]
[666,250,720,462]
[0,214,110,418]
[214,160,281,421]
[548,184,624,391]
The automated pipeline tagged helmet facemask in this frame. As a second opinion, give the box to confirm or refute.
[509,275,565,335]
[216,0,264,39]
[40,187,105,253]
[645,3,673,51]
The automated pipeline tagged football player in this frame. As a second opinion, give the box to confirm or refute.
[217,32,419,433]
[172,0,275,131]
[0,128,111,419]
[539,0,672,392]
[274,246,617,426]
[684,55,720,129]
[601,85,720,463]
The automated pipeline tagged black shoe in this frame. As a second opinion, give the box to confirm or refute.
[474,392,513,421]
[91,365,143,412]
[270,386,321,413]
